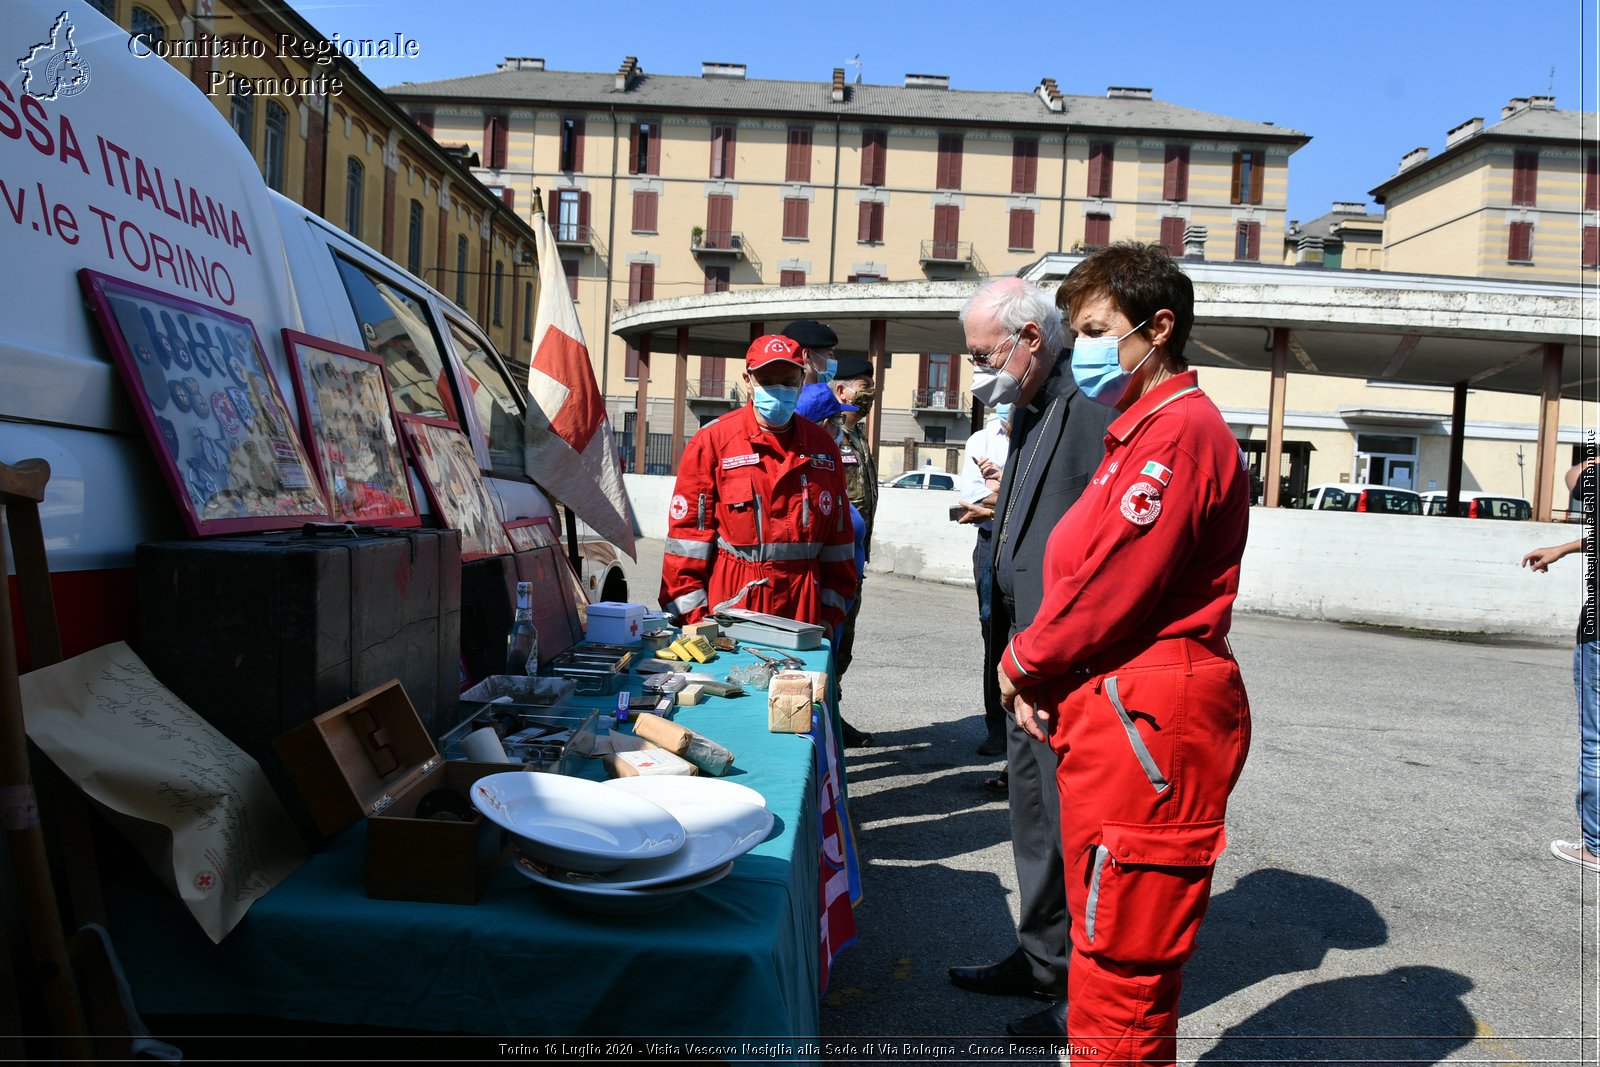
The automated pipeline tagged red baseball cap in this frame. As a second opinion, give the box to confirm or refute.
[746,334,806,370]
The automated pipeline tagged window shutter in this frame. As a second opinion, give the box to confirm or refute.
[933,204,959,257]
[571,118,585,172]
[700,355,726,394]
[862,130,886,186]
[1513,151,1538,206]
[484,114,507,170]
[722,126,735,179]
[1245,221,1260,261]
[1508,221,1533,261]
[936,133,963,190]
[577,192,590,236]
[1088,142,1114,198]
[1085,213,1110,248]
[858,201,883,242]
[1249,154,1263,205]
[1584,226,1599,267]
[632,191,657,233]
[1011,138,1038,194]
[707,195,732,246]
[562,258,579,299]
[780,270,805,287]
[648,125,661,174]
[413,111,433,136]
[628,262,644,305]
[1164,145,1189,201]
[1587,155,1598,211]
[710,126,722,178]
[1008,209,1034,250]
[501,188,514,212]
[782,197,809,239]
[1230,152,1243,204]
[787,128,812,183]
[917,354,930,392]
[628,124,640,175]
[1160,216,1185,255]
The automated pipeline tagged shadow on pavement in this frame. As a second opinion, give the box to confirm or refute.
[1196,965,1475,1065]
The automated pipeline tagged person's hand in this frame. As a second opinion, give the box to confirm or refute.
[998,665,1017,710]
[1522,544,1568,572]
[1014,690,1049,743]
[955,500,994,525]
[976,456,1003,483]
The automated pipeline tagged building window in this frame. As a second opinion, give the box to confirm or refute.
[406,199,424,275]
[1159,216,1185,256]
[932,204,960,258]
[1511,151,1539,206]
[629,120,661,175]
[1011,137,1038,195]
[710,124,736,179]
[86,0,115,15]
[455,235,469,306]
[936,132,963,190]
[786,127,812,183]
[559,116,584,172]
[1084,212,1110,249]
[703,265,730,293]
[410,110,433,137]
[1507,220,1533,262]
[130,6,164,49]
[861,129,887,187]
[1234,221,1261,261]
[625,263,655,380]
[562,258,580,299]
[848,272,883,283]
[230,93,253,150]
[705,195,733,249]
[782,197,809,240]
[1163,145,1189,202]
[919,353,954,408]
[1232,150,1263,205]
[483,113,508,170]
[344,157,363,236]
[1008,209,1035,251]
[263,101,287,191]
[492,260,504,325]
[553,189,589,242]
[1087,141,1114,199]
[523,282,534,340]
[1587,154,1598,211]
[700,356,726,399]
[780,269,806,287]
[1584,227,1599,269]
[631,190,658,233]
[858,201,884,243]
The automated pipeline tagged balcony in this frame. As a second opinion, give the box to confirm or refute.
[690,229,747,258]
[911,388,966,412]
[919,239,978,270]
[553,222,593,251]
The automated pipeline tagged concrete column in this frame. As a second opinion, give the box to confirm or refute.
[1446,383,1467,516]
[1264,327,1288,508]
[671,327,689,473]
[1533,342,1563,521]
[868,318,887,460]
[633,335,651,474]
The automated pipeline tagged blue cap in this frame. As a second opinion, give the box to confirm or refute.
[796,382,859,424]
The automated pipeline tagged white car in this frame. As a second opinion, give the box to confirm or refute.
[1420,492,1532,520]
[881,471,958,491]
[1300,484,1423,514]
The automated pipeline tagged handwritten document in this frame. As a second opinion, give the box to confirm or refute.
[20,642,306,943]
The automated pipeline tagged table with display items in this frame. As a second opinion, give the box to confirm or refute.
[109,642,858,1042]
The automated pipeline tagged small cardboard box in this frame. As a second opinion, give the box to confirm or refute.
[274,680,511,904]
[585,601,647,644]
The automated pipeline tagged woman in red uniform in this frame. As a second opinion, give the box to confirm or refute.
[997,242,1251,1064]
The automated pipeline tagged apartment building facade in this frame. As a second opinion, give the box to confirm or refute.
[83,0,539,357]
[388,58,1307,447]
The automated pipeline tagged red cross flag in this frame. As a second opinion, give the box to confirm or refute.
[524,194,637,557]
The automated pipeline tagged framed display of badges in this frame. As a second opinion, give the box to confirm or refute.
[281,330,419,527]
[78,269,330,536]
[398,415,514,561]
[504,516,561,553]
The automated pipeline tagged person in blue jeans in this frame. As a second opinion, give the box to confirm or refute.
[1522,456,1598,872]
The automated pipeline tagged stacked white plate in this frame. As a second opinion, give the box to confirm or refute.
[471,773,772,914]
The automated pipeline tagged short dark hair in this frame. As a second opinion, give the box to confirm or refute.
[1056,242,1194,369]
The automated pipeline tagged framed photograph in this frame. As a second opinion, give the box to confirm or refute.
[78,269,330,535]
[504,516,561,553]
[398,415,514,561]
[282,330,419,527]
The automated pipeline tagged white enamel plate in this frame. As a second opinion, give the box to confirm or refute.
[470,771,684,873]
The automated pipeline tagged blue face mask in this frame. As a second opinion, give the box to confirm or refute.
[752,383,800,426]
[1070,319,1153,407]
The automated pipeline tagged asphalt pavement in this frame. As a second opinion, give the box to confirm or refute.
[620,539,1598,1065]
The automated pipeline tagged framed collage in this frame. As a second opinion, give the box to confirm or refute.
[399,415,514,561]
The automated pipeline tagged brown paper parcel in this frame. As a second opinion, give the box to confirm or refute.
[767,672,815,734]
[19,642,308,943]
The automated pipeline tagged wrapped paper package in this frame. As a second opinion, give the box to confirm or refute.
[604,731,697,777]
[631,713,736,776]
[767,671,816,734]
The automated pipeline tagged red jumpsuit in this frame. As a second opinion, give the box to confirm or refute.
[659,403,858,632]
[999,371,1251,1065]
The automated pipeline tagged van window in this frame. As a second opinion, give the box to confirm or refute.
[447,317,526,479]
[331,255,461,423]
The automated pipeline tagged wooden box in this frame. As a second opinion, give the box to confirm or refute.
[273,680,510,904]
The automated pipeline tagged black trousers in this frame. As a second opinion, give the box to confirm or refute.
[973,528,1004,739]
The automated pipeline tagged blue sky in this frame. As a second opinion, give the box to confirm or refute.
[301,0,1596,226]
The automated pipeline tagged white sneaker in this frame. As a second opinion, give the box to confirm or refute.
[1550,839,1600,872]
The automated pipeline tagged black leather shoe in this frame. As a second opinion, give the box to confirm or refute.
[975,732,1005,757]
[840,720,874,748]
[1006,997,1068,1038]
[948,950,1055,1001]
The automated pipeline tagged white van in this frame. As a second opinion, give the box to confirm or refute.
[1,0,625,660]
[1300,484,1422,514]
[1419,492,1533,520]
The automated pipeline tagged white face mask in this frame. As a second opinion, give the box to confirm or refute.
[972,354,1031,408]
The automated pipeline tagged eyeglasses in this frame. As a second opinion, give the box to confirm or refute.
[967,330,1020,369]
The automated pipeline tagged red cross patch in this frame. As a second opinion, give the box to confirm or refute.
[1120,481,1162,526]
[194,871,215,891]
[819,490,834,517]
[670,494,689,521]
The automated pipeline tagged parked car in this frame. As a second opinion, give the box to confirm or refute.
[881,470,958,490]
[1301,484,1423,514]
[1420,492,1533,520]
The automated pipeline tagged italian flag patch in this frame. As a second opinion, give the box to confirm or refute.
[1141,461,1172,486]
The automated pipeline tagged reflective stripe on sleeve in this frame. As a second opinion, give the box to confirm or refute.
[821,588,850,611]
[664,537,714,560]
[664,589,708,616]
[819,543,855,563]
[716,538,824,562]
